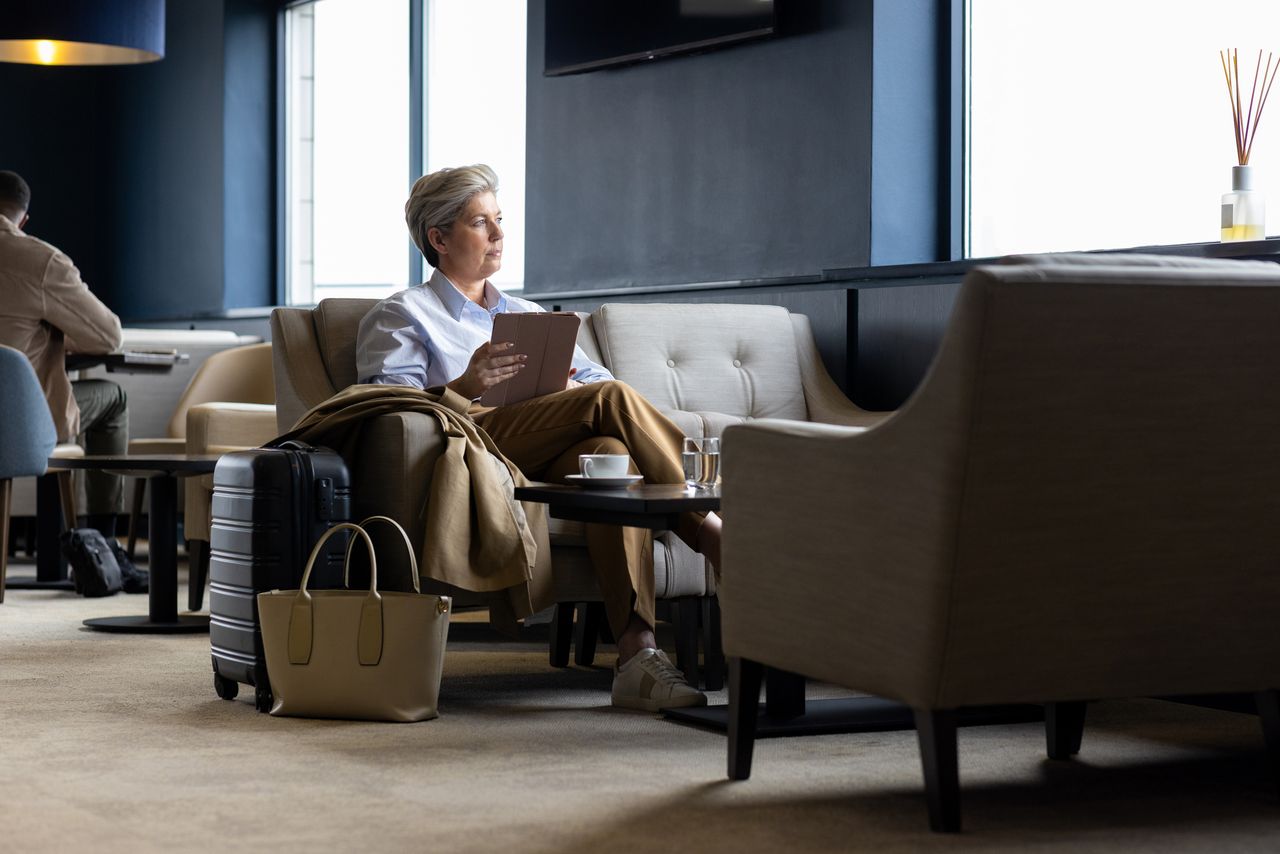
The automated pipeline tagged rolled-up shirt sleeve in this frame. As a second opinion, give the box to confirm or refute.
[569,345,613,384]
[356,301,430,389]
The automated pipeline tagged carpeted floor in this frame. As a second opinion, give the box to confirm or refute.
[2,555,1278,853]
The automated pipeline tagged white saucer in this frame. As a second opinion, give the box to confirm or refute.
[564,474,644,489]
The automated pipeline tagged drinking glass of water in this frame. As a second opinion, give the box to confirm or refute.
[682,436,721,490]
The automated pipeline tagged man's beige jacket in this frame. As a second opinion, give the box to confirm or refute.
[0,215,122,441]
[274,384,554,631]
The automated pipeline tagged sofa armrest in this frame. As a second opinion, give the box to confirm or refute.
[789,314,891,428]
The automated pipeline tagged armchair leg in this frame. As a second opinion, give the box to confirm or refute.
[914,708,961,833]
[728,657,764,780]
[127,478,146,558]
[574,601,605,666]
[549,603,574,668]
[1258,690,1280,799]
[1045,701,1087,760]
[186,539,210,611]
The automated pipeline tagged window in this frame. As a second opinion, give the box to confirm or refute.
[967,0,1280,257]
[424,0,527,290]
[284,0,526,304]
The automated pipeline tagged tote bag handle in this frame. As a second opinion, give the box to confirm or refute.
[341,515,420,594]
[289,522,384,667]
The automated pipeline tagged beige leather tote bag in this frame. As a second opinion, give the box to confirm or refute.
[258,516,451,722]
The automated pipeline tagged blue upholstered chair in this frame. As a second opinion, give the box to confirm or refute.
[0,345,58,603]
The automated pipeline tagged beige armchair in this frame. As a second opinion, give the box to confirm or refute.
[123,342,277,610]
[270,301,631,659]
[718,253,1280,832]
[128,342,275,552]
[271,299,877,686]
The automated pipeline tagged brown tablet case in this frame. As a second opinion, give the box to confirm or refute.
[478,312,582,406]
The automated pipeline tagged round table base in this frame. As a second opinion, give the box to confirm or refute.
[83,615,210,634]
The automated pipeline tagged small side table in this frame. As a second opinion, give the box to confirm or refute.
[513,482,720,531]
[46,454,220,634]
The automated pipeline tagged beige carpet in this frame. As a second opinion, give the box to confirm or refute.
[2,558,1278,853]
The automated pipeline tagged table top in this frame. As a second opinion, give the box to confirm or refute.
[66,350,190,374]
[515,482,720,514]
[46,453,222,476]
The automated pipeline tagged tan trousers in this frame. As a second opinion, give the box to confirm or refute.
[472,380,705,636]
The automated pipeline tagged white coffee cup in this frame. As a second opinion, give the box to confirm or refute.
[580,454,630,478]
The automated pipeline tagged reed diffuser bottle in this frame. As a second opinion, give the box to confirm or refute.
[1222,165,1265,241]
[1220,49,1277,242]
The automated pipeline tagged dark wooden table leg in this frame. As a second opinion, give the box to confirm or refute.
[83,473,208,633]
[765,668,806,720]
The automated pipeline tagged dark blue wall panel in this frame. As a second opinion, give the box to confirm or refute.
[0,0,277,322]
[222,0,275,311]
[106,0,225,319]
[870,0,945,265]
[0,64,111,296]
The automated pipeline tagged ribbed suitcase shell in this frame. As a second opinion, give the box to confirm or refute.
[209,444,351,711]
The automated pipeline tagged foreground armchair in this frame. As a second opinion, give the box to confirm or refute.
[719,253,1280,832]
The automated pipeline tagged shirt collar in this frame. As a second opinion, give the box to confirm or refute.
[428,269,506,319]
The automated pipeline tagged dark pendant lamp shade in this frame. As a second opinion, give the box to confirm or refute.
[0,0,165,65]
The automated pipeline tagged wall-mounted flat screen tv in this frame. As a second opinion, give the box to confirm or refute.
[545,0,776,77]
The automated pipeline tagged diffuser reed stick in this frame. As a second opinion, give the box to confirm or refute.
[1220,48,1279,165]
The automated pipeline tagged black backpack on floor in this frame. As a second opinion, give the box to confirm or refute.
[61,529,123,597]
[59,530,148,596]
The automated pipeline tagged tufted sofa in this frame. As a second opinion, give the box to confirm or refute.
[268,300,884,683]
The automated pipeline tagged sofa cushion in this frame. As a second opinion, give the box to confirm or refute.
[590,304,808,434]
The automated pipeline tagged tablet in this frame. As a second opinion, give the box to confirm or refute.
[478,312,582,406]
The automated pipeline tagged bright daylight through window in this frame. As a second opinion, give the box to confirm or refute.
[967,0,1280,258]
[286,0,526,304]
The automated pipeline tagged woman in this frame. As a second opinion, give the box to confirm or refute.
[356,164,722,712]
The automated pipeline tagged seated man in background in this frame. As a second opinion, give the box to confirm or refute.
[0,170,128,539]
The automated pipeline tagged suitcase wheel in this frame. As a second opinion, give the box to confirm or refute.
[255,684,273,714]
[213,672,239,701]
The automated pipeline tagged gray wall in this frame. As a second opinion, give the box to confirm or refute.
[525,0,875,295]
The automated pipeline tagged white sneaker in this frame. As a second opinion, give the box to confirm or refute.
[611,649,707,712]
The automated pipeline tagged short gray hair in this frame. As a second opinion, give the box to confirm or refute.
[405,164,499,268]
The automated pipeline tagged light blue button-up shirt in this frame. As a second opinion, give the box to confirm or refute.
[356,269,613,392]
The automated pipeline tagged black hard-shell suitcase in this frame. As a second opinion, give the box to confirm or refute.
[208,441,351,712]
